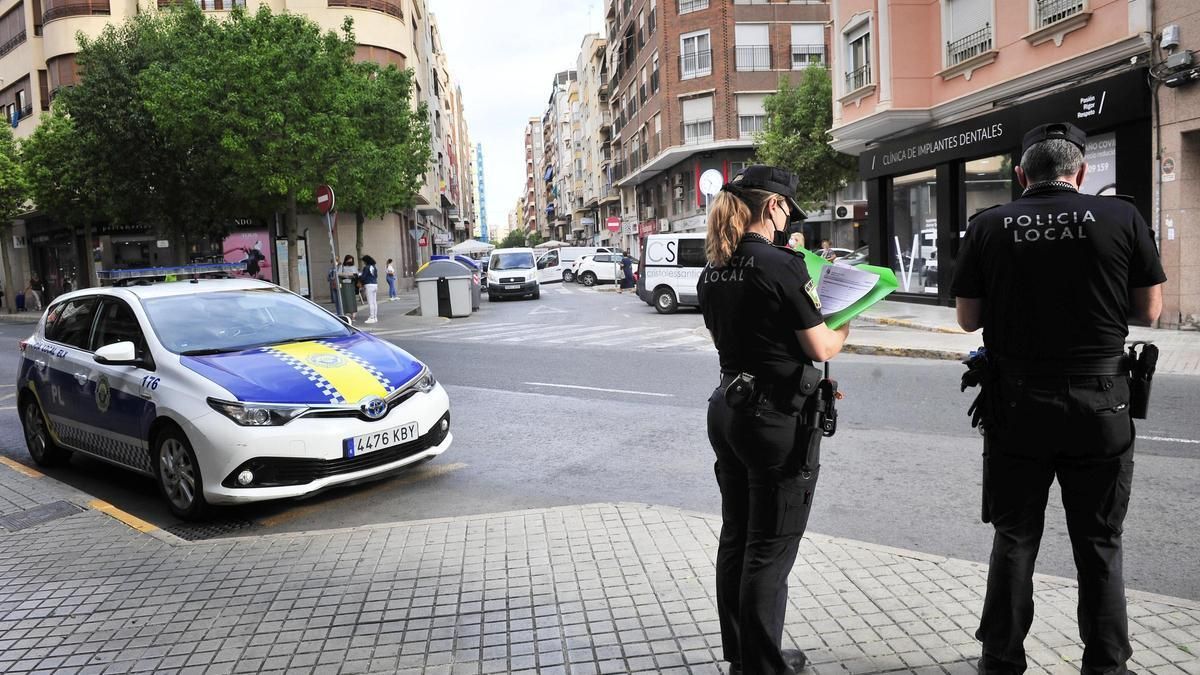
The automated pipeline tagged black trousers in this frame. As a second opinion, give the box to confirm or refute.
[977,372,1135,675]
[707,386,820,675]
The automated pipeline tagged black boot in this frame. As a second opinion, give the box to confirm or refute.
[728,649,808,674]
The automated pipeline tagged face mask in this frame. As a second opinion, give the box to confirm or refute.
[770,201,790,246]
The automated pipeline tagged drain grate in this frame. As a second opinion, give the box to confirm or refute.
[164,518,257,541]
[0,500,85,532]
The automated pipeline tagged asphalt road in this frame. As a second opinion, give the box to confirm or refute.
[1,284,1197,600]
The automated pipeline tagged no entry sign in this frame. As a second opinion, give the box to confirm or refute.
[606,216,620,233]
[316,185,335,215]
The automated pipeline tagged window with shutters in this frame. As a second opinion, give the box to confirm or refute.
[790,24,825,68]
[0,5,26,58]
[944,0,992,67]
[844,22,872,93]
[737,94,766,138]
[681,95,713,145]
[735,24,770,72]
[680,30,711,80]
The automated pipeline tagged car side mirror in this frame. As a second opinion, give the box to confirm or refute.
[94,341,141,366]
[537,260,547,269]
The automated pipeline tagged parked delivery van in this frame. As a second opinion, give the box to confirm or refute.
[487,248,540,300]
[636,233,706,314]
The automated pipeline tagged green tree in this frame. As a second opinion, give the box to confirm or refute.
[755,68,857,211]
[333,61,431,261]
[497,229,526,248]
[0,127,28,313]
[526,231,544,248]
[140,5,356,291]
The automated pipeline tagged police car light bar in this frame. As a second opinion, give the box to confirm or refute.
[97,262,247,284]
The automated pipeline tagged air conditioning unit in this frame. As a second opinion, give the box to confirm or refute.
[834,204,851,220]
[674,186,685,199]
[672,174,684,187]
[641,206,655,220]
[658,218,670,233]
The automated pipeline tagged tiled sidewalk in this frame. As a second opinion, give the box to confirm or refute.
[1,462,1198,675]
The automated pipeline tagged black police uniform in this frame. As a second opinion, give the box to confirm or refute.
[699,231,825,675]
[952,125,1166,675]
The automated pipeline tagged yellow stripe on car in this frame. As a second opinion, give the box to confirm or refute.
[269,342,388,403]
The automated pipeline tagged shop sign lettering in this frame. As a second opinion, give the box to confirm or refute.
[880,123,1006,168]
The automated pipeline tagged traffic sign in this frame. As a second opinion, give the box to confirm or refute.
[606,216,621,233]
[419,236,428,247]
[699,169,724,197]
[316,185,335,215]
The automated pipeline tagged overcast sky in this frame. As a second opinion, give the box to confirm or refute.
[429,0,605,235]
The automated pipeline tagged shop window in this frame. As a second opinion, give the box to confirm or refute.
[890,169,938,295]
[1079,132,1116,196]
[964,155,1012,237]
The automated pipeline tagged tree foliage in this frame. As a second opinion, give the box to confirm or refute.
[0,127,28,312]
[497,229,527,248]
[755,68,857,211]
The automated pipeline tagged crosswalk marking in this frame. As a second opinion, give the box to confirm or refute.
[384,320,712,351]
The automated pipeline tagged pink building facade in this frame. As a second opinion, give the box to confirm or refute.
[829,0,1161,311]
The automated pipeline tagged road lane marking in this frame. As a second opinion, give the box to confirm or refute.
[1137,435,1200,445]
[258,462,468,528]
[524,382,674,398]
[0,456,43,478]
[0,406,15,411]
[0,392,14,401]
[528,305,567,315]
[586,327,656,346]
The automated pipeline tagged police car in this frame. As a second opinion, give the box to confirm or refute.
[16,267,452,520]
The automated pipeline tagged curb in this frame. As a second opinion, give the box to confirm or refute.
[842,343,967,361]
[0,313,40,325]
[858,315,967,334]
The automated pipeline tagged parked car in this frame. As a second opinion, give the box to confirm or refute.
[540,247,619,283]
[567,255,594,283]
[574,252,625,287]
[636,233,707,314]
[16,276,451,520]
[834,245,870,267]
[487,248,540,300]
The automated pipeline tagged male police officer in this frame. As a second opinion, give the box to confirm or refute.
[952,122,1165,675]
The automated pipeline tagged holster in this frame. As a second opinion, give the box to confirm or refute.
[960,347,992,435]
[1127,342,1158,420]
[721,365,823,416]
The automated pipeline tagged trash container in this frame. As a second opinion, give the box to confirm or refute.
[453,256,482,310]
[339,278,359,318]
[415,260,473,318]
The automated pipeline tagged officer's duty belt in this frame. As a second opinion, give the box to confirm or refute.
[718,369,821,412]
[994,355,1127,376]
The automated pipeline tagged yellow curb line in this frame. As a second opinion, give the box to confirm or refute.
[88,499,160,534]
[0,455,43,479]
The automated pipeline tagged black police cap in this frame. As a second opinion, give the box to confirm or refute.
[726,165,806,223]
[1021,122,1087,156]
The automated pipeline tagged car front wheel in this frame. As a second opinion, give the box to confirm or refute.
[21,398,71,467]
[155,427,208,520]
[654,288,679,314]
[562,270,575,283]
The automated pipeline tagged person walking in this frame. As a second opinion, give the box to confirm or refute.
[386,258,398,301]
[953,122,1166,675]
[618,251,635,294]
[337,255,359,323]
[360,255,380,324]
[698,165,851,675]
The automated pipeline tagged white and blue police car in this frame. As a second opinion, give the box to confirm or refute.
[16,270,451,519]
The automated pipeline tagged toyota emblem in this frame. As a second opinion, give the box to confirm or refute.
[360,396,387,420]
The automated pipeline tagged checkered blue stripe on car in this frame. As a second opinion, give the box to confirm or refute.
[53,420,152,474]
[317,341,394,392]
[262,348,344,404]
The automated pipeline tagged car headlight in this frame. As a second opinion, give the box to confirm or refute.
[414,370,436,394]
[207,398,308,426]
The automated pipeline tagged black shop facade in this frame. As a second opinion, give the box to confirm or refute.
[857,68,1152,306]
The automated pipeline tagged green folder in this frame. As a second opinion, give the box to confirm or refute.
[796,248,899,330]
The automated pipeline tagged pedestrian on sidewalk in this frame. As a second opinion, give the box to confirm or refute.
[953,122,1166,675]
[360,255,380,324]
[386,258,397,301]
[698,165,851,675]
[337,255,359,323]
[618,250,635,293]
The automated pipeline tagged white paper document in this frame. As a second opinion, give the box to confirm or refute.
[818,265,880,317]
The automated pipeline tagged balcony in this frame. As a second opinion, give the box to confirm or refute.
[682,118,714,146]
[1036,0,1085,28]
[791,44,825,69]
[328,0,401,17]
[612,160,627,181]
[678,0,707,14]
[845,64,872,93]
[735,45,771,72]
[0,31,26,58]
[43,0,109,23]
[947,24,993,67]
[680,51,712,80]
[599,110,613,132]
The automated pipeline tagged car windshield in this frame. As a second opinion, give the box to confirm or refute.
[142,288,352,355]
[840,246,869,263]
[491,252,534,270]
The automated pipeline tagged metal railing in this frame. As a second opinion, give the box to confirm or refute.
[682,118,714,145]
[328,0,402,19]
[42,0,109,22]
[845,64,872,92]
[0,31,26,58]
[947,23,992,66]
[680,50,712,79]
[678,0,707,13]
[1036,0,1085,28]
[735,45,771,72]
[791,44,825,68]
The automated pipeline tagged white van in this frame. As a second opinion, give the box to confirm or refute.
[636,233,707,314]
[487,248,540,300]
[536,246,618,284]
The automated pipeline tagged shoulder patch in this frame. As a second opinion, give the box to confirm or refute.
[804,279,822,311]
[968,204,1001,222]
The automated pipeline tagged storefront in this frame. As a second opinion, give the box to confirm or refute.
[858,68,1152,306]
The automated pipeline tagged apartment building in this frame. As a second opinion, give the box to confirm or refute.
[1151,1,1200,327]
[541,69,577,241]
[829,0,1154,310]
[569,33,616,248]
[523,117,545,234]
[0,0,473,297]
[604,0,830,255]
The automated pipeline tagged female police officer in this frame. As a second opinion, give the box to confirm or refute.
[698,165,850,675]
